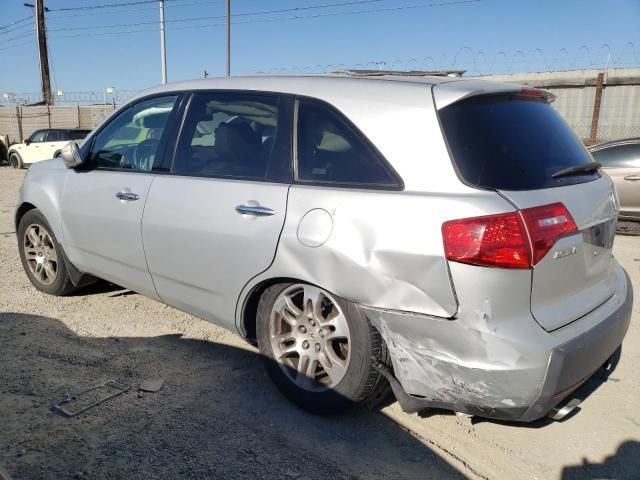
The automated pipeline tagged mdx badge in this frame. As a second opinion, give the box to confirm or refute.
[553,246,577,259]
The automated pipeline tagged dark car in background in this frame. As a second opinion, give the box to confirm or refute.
[590,138,640,221]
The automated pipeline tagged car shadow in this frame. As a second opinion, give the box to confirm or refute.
[0,312,465,480]
[560,440,640,480]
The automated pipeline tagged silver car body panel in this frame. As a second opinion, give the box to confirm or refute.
[500,175,619,331]
[60,169,160,300]
[141,175,289,330]
[237,184,516,323]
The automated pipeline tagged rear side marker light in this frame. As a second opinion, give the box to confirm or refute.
[442,203,577,269]
[519,87,557,103]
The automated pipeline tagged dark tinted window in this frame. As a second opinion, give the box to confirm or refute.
[173,93,291,182]
[46,130,61,141]
[591,143,640,168]
[90,95,178,171]
[296,100,401,187]
[67,130,91,141]
[439,95,599,190]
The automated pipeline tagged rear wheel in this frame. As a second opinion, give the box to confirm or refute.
[9,152,23,169]
[257,282,390,413]
[17,209,76,296]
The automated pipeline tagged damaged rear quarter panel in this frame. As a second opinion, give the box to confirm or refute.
[239,185,517,320]
[361,264,551,414]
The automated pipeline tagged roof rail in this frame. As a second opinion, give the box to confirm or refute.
[333,69,466,78]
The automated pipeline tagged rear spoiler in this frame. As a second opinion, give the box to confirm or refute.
[432,80,554,110]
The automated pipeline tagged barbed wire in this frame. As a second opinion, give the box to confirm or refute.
[0,89,139,106]
[255,43,640,76]
[1,44,639,106]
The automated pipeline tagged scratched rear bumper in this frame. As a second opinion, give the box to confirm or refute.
[361,263,632,422]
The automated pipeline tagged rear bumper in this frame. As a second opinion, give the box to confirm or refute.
[362,263,633,422]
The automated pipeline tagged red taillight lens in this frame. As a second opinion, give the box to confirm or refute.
[520,202,577,265]
[442,203,578,269]
[442,212,531,269]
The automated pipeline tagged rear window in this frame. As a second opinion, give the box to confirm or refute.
[591,143,640,168]
[67,130,91,141]
[439,95,599,190]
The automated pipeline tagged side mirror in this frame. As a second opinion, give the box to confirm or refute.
[24,139,31,145]
[60,141,84,168]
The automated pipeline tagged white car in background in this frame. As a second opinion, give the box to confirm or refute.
[8,128,91,169]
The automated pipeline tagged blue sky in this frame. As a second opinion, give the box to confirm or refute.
[1,0,639,96]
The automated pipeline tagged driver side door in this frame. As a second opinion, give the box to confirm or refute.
[60,94,181,298]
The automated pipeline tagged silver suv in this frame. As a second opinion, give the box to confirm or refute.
[15,74,633,422]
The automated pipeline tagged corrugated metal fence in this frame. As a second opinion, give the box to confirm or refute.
[0,104,116,144]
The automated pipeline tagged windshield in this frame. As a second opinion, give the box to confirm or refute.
[439,95,599,190]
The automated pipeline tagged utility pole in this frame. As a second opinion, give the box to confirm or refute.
[24,1,52,104]
[226,0,231,76]
[159,0,167,84]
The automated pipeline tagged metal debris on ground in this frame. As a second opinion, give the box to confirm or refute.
[139,378,164,393]
[51,380,130,417]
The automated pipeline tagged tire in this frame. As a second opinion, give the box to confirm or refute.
[257,282,391,414]
[17,209,77,296]
[9,152,23,169]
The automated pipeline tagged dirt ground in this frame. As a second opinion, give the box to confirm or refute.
[1,166,639,480]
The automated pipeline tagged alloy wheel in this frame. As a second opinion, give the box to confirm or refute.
[269,284,351,392]
[23,223,58,286]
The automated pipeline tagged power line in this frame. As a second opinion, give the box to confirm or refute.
[44,0,222,19]
[46,0,162,12]
[0,15,32,31]
[45,0,384,33]
[45,0,479,40]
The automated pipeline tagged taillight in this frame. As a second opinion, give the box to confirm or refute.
[442,212,531,269]
[520,202,577,265]
[442,203,577,269]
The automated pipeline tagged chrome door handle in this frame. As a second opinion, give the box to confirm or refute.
[235,204,275,216]
[623,174,640,181]
[116,191,140,201]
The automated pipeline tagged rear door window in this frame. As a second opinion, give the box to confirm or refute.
[439,95,599,190]
[295,99,402,188]
[172,93,292,182]
[591,144,640,168]
[46,130,61,142]
[67,130,91,141]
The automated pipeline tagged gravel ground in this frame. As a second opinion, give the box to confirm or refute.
[1,166,639,480]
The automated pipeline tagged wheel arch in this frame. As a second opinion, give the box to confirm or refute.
[15,202,38,231]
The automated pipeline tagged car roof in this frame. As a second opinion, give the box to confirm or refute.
[589,137,640,150]
[129,74,521,109]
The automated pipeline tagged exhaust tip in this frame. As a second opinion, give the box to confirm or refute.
[548,398,582,421]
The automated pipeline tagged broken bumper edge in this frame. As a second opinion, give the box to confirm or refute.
[361,269,633,422]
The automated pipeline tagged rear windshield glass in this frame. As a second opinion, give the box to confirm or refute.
[439,95,599,190]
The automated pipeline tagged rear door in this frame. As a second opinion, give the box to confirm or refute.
[141,92,293,330]
[591,143,640,218]
[437,88,617,331]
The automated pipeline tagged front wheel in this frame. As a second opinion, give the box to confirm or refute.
[257,283,390,414]
[17,209,76,296]
[9,152,23,169]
